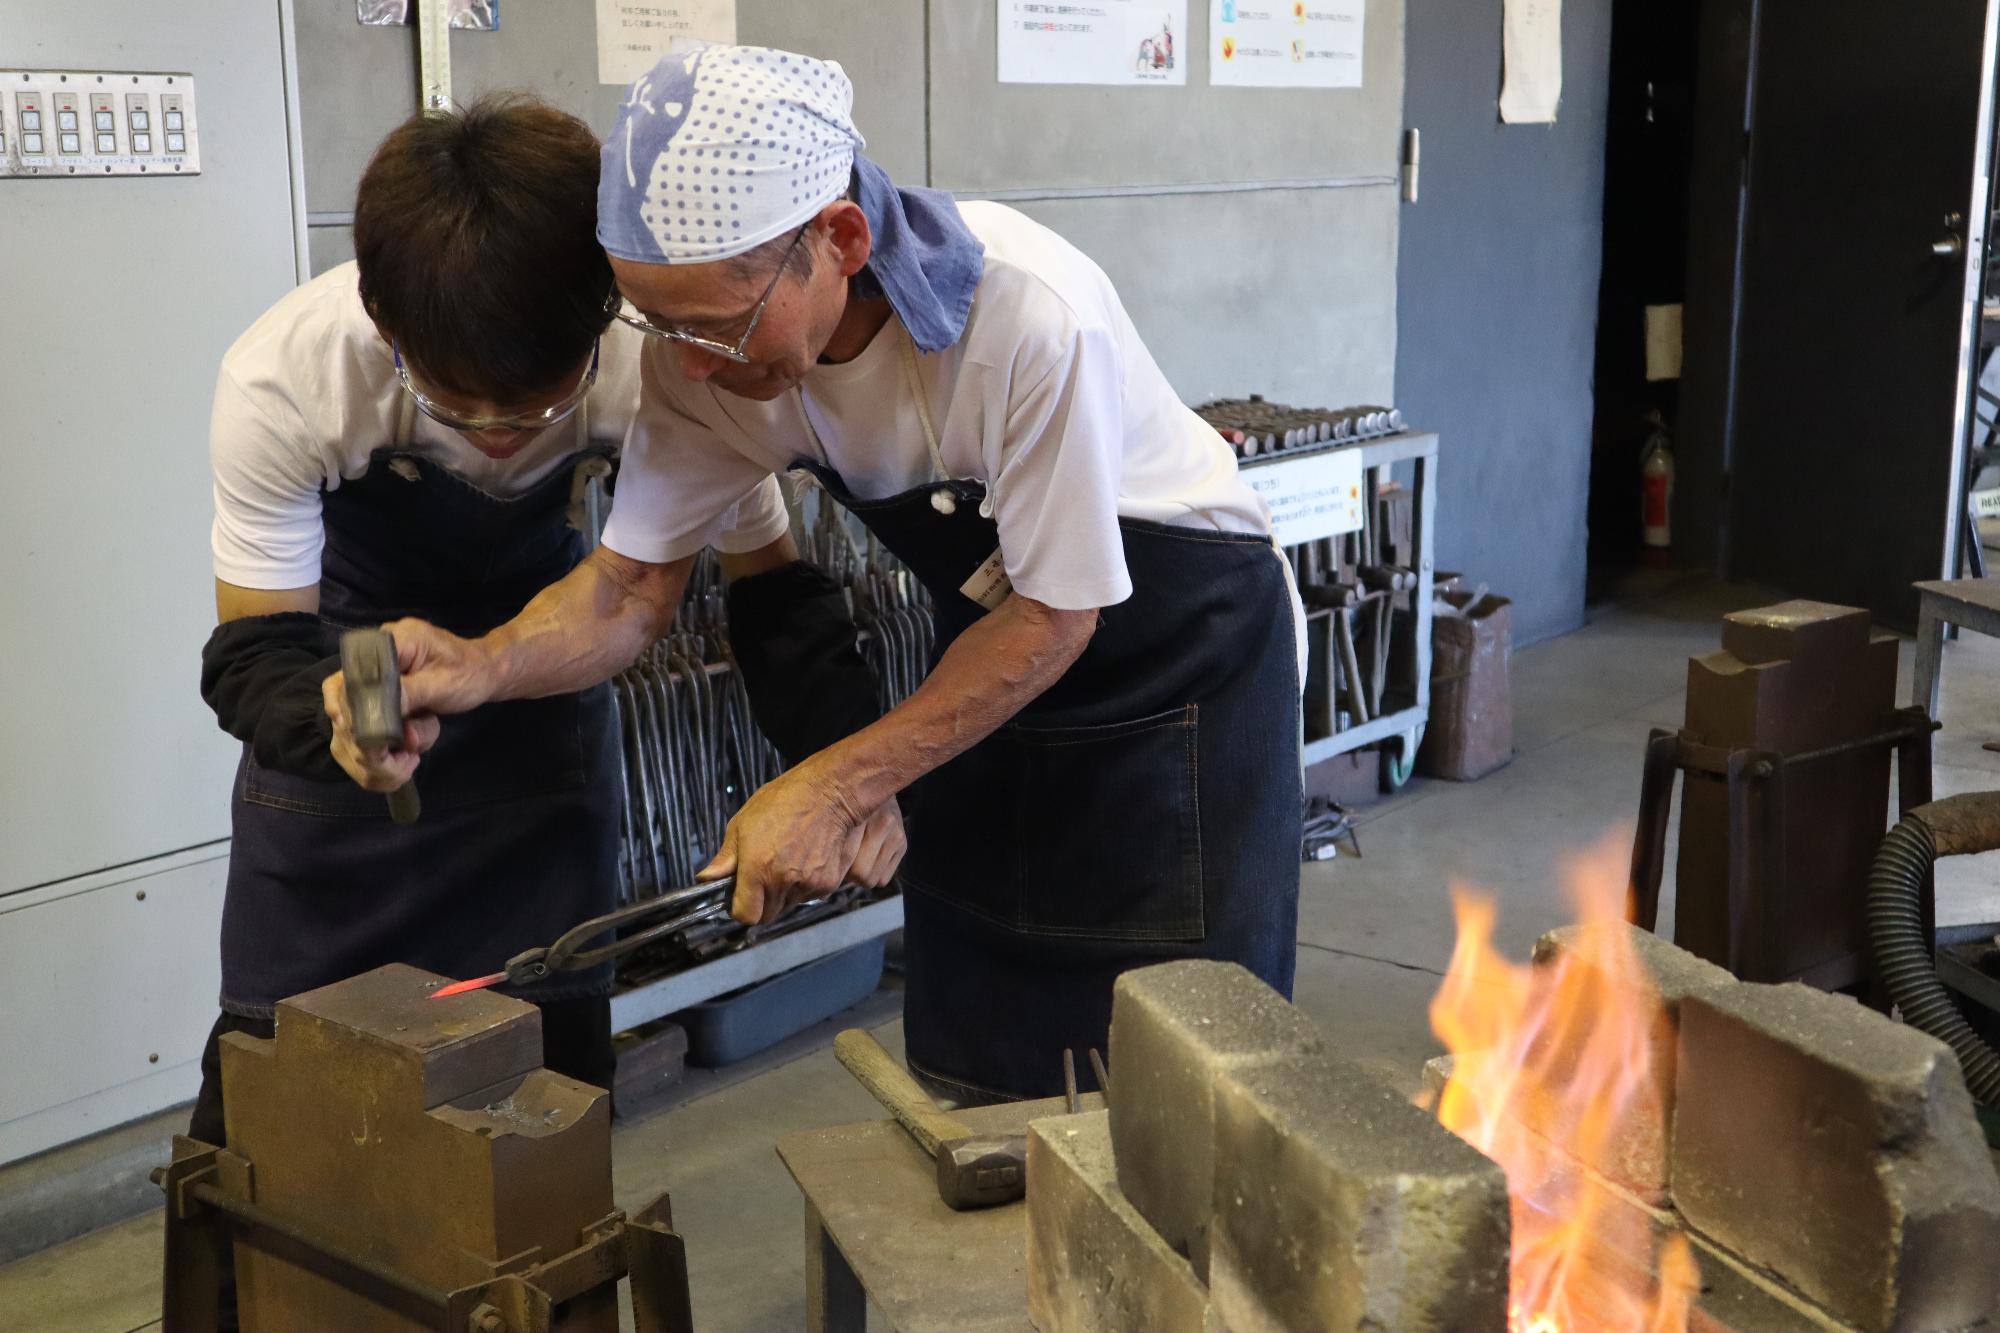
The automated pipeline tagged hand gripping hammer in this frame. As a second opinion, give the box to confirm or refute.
[339,628,421,825]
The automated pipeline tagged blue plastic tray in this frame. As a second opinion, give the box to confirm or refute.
[678,938,886,1067]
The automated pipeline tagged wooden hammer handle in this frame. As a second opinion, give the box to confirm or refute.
[833,1029,969,1157]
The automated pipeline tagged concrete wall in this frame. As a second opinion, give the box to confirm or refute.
[295,0,1407,413]
[1394,0,1613,644]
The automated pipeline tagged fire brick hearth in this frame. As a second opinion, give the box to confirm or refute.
[1025,950,2000,1333]
[1034,960,1510,1333]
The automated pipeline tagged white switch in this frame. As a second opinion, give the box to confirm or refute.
[20,110,40,132]
[133,132,151,154]
[164,111,183,132]
[59,132,80,155]
[56,110,77,132]
[131,110,149,131]
[22,132,42,155]
[94,110,113,131]
[165,132,185,154]
[95,132,115,153]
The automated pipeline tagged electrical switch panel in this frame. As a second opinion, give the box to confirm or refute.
[3,69,198,177]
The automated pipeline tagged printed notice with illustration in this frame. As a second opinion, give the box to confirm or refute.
[1210,0,1363,88]
[999,0,1190,86]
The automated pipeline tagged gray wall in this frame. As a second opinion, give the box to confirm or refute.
[295,0,1406,413]
[1395,0,1613,645]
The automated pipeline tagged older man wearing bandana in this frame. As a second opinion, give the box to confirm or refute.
[336,45,1304,1104]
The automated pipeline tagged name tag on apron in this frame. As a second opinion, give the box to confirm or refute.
[959,547,1013,611]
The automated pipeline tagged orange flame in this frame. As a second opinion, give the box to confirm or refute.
[1428,833,1700,1333]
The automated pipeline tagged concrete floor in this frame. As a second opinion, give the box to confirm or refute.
[10,573,2000,1333]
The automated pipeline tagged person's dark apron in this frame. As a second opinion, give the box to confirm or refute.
[219,396,621,1017]
[790,335,1302,1103]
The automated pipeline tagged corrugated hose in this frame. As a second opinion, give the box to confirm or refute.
[1866,810,2000,1106]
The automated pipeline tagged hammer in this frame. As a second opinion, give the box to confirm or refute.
[832,1029,1025,1211]
[339,629,421,825]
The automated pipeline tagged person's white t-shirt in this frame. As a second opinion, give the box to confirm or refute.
[601,201,1274,612]
[209,261,790,591]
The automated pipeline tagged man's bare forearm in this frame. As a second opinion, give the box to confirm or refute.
[481,547,691,701]
[805,592,1097,818]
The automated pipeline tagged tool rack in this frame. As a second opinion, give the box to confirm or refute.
[600,498,926,1033]
[1238,429,1439,790]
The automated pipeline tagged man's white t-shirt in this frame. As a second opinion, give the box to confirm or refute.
[600,201,1274,612]
[210,261,790,591]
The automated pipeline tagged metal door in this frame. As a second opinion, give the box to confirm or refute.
[1719,0,1997,627]
[0,9,305,889]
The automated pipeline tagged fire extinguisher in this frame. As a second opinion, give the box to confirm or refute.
[1640,412,1674,551]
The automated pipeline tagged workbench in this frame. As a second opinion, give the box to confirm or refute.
[1913,576,2000,719]
[776,1092,1104,1333]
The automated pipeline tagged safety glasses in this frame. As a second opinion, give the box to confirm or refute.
[609,223,811,364]
[392,339,600,434]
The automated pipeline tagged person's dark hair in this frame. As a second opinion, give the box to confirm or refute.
[354,95,614,401]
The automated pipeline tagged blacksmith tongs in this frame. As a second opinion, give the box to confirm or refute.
[430,878,737,998]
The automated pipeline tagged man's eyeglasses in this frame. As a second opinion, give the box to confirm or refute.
[610,223,811,364]
[392,340,600,434]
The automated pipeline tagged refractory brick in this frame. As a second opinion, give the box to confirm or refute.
[1026,1110,1212,1333]
[1673,983,2000,1333]
[1208,1054,1511,1333]
[1108,960,1326,1277]
[1527,920,1737,1202]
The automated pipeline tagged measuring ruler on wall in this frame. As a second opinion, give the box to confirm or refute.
[417,0,452,112]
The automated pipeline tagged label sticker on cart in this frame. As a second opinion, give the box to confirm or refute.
[959,547,1013,611]
[1244,449,1365,546]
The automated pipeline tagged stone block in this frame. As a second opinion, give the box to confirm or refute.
[1532,919,1739,1004]
[1107,960,1325,1277]
[1208,1054,1510,1333]
[1026,1110,1211,1333]
[1674,983,2000,1333]
[1524,921,1737,1202]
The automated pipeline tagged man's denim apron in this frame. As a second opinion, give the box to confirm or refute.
[218,396,620,1017]
[790,368,1302,1104]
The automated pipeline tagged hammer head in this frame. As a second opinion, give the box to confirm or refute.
[339,629,404,751]
[934,1134,1027,1211]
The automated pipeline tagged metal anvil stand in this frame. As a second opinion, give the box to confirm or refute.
[156,964,694,1333]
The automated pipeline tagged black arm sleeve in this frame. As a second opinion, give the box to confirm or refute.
[199,612,347,782]
[725,561,885,770]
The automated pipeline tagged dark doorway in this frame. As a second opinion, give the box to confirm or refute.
[1586,0,1699,597]
[1675,0,1995,628]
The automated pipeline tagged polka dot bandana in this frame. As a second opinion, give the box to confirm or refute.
[598,45,865,265]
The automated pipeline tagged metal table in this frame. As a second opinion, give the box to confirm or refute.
[1912,577,2000,717]
[776,1093,1103,1333]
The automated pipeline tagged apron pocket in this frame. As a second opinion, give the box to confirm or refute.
[242,690,593,817]
[1010,703,1206,942]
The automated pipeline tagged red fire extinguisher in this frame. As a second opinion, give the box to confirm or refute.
[1640,412,1674,551]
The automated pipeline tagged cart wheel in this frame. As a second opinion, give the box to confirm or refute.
[1379,725,1425,794]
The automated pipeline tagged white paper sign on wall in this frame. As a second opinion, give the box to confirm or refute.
[1209,0,1364,89]
[596,0,736,86]
[1500,0,1561,122]
[1243,449,1366,546]
[998,0,1190,86]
